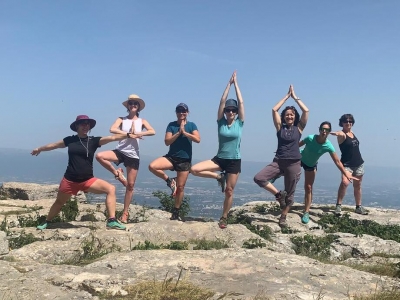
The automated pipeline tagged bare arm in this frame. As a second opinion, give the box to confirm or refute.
[135,119,155,138]
[232,72,244,121]
[99,133,133,146]
[109,118,124,134]
[291,86,309,133]
[329,152,358,182]
[299,140,305,147]
[164,131,180,146]
[272,87,291,131]
[218,72,235,120]
[330,130,346,144]
[31,140,66,156]
[181,129,201,143]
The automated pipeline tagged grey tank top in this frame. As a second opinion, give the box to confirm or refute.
[275,125,302,160]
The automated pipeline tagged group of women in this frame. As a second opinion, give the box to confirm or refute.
[32,71,366,230]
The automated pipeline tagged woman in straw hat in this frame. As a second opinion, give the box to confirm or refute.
[32,115,130,230]
[191,71,244,229]
[96,94,155,223]
[148,102,200,221]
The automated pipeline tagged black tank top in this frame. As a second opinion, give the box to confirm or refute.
[339,132,364,167]
[275,125,301,160]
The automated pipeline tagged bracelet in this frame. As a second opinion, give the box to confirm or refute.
[294,98,301,101]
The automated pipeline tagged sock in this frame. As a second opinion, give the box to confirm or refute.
[274,192,280,198]
[108,217,117,222]
[356,205,360,209]
[336,203,341,206]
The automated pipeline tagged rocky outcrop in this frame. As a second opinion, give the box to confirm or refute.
[0,183,399,299]
[0,182,86,201]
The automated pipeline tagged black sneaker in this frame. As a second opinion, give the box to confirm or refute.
[276,190,287,209]
[170,209,183,221]
[217,172,226,193]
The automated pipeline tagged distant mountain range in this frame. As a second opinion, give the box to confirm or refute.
[1,147,399,217]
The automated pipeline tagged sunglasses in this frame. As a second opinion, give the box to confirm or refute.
[319,128,331,132]
[344,120,354,124]
[78,121,91,126]
[224,108,238,113]
[128,101,140,106]
[176,109,187,113]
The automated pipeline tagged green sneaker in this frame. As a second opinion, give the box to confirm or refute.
[355,206,368,215]
[334,204,342,216]
[37,222,48,230]
[106,219,126,230]
[301,212,310,224]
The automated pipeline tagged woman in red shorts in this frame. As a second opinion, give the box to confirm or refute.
[31,115,131,230]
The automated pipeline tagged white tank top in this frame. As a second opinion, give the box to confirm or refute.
[115,117,142,159]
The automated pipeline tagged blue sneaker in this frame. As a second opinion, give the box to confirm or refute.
[37,222,48,230]
[106,219,126,230]
[301,212,310,224]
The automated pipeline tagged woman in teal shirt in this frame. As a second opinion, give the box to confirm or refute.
[300,121,356,224]
[191,71,244,229]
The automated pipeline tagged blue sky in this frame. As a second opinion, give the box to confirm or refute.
[1,1,399,167]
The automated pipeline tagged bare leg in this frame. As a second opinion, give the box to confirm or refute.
[353,175,363,206]
[95,150,120,177]
[148,157,173,181]
[174,171,190,209]
[304,170,316,212]
[86,179,117,219]
[46,191,72,221]
[190,160,221,179]
[336,174,351,205]
[221,173,240,218]
[121,167,138,219]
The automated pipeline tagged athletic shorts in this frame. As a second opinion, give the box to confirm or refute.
[211,156,241,174]
[112,150,140,170]
[301,161,318,172]
[344,163,364,176]
[59,177,97,195]
[164,155,191,172]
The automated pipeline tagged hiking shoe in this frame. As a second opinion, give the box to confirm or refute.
[278,215,287,228]
[334,204,342,216]
[301,212,310,224]
[37,222,48,230]
[167,177,177,197]
[218,217,228,229]
[355,206,368,215]
[106,219,126,230]
[217,172,226,193]
[276,190,287,209]
[170,210,183,221]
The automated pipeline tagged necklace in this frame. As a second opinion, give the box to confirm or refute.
[78,136,89,157]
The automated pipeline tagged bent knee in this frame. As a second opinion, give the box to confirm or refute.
[253,176,264,187]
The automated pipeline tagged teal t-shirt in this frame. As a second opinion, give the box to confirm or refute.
[216,118,243,159]
[166,121,198,160]
[301,134,335,167]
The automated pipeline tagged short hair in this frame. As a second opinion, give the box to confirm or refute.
[319,121,332,131]
[281,106,300,126]
[339,114,355,127]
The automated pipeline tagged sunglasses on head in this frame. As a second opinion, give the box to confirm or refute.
[128,101,140,106]
[224,108,238,113]
[176,109,187,113]
[319,128,331,132]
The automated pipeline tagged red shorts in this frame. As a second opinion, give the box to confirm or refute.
[59,177,97,195]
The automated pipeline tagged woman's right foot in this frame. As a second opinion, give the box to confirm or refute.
[115,168,127,187]
[167,177,177,196]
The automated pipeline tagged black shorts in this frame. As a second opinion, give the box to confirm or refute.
[301,161,317,172]
[112,150,140,170]
[211,156,241,174]
[164,155,191,172]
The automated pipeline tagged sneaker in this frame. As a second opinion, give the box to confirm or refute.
[167,177,177,197]
[106,219,126,230]
[301,212,310,224]
[218,217,227,229]
[334,204,342,216]
[36,222,48,230]
[278,215,287,228]
[217,172,226,193]
[170,210,183,221]
[276,190,287,209]
[355,206,368,215]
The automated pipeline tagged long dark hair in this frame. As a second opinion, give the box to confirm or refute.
[280,106,300,126]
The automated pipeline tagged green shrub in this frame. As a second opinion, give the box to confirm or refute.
[242,238,266,249]
[290,234,338,260]
[9,231,41,249]
[153,190,190,218]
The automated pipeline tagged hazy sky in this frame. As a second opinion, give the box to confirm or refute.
[1,1,399,167]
